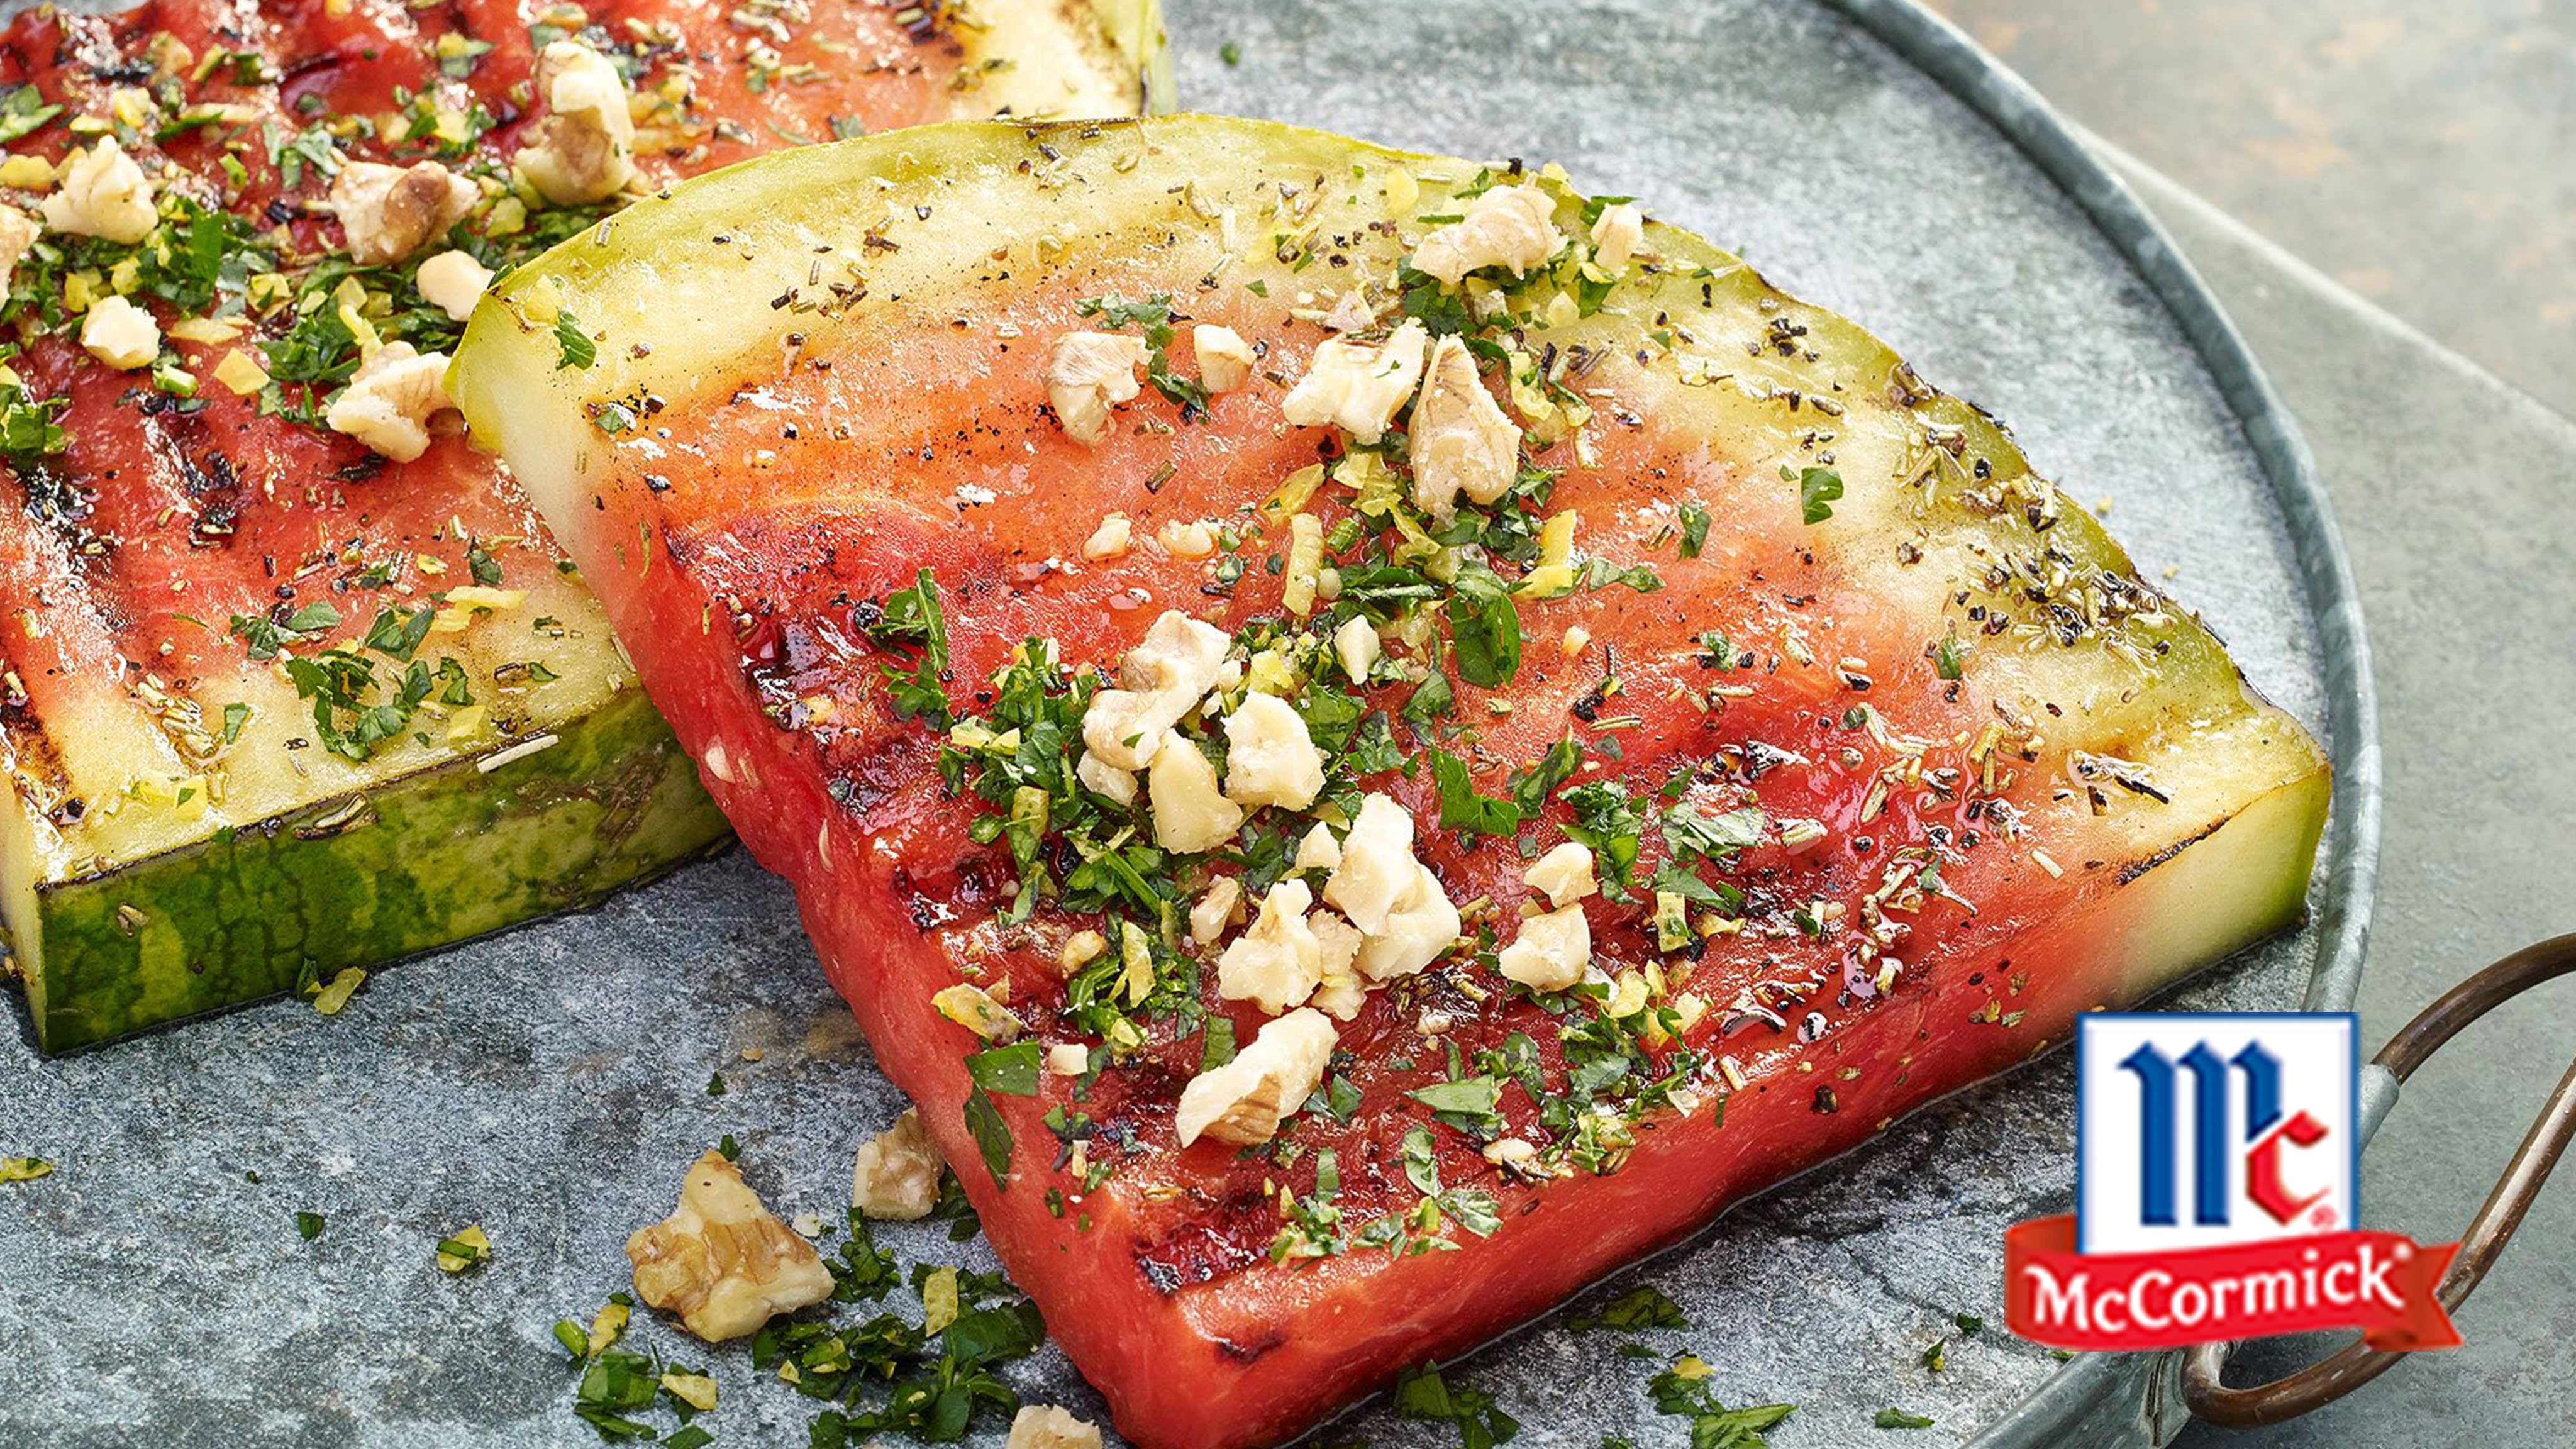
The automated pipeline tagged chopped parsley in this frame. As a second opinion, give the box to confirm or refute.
[1306,1073,1364,1123]
[962,1088,1013,1187]
[1199,1016,1236,1071]
[1570,1285,1687,1333]
[1407,1074,1504,1137]
[227,601,340,661]
[764,1227,1048,1445]
[1676,499,1712,558]
[1663,803,1764,862]
[865,570,950,723]
[1509,736,1584,819]
[0,385,67,464]
[1272,1147,1348,1262]
[1558,779,1645,897]
[1790,465,1845,525]
[570,1348,665,1438]
[1394,1362,1519,1449]
[1404,668,1458,723]
[1444,561,1523,687]
[1575,557,1663,594]
[0,84,62,143]
[278,606,475,762]
[965,1041,1042,1096]
[555,1187,1036,1445]
[554,309,598,370]
[1649,1358,1794,1447]
[1428,749,1520,838]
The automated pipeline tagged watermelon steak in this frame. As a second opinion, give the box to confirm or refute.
[452,117,2329,1448]
[0,0,1162,1049]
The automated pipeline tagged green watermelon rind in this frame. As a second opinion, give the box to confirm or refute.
[11,684,727,1053]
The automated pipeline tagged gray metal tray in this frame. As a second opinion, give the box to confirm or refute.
[0,1,2377,1446]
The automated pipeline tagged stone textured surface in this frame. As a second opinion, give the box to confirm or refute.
[0,2,2359,1446]
[1924,0,2576,422]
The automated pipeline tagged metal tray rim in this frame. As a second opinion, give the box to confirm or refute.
[1816,2,2387,1443]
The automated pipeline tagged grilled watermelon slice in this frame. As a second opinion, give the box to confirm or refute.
[0,0,1163,1050]
[452,118,2329,1449]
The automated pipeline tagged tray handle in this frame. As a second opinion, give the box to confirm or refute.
[2181,933,2576,1428]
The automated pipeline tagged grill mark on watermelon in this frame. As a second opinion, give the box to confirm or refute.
[2114,816,2229,886]
[0,692,71,809]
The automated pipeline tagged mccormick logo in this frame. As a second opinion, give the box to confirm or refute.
[2004,1013,2461,1353]
[2079,1013,2355,1252]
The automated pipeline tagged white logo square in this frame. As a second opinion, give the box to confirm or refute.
[2076,1013,2358,1254]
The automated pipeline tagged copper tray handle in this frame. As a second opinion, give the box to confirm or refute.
[2181,933,2576,1428]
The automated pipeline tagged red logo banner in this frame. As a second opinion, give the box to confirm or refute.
[2004,1215,2463,1352]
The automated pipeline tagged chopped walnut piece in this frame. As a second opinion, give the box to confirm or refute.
[1174,1007,1336,1147]
[1146,728,1243,852]
[324,342,457,462]
[1156,518,1218,557]
[1191,323,1254,393]
[1007,1405,1103,1449]
[514,40,636,205]
[1280,319,1426,444]
[1590,201,1646,273]
[1497,902,1592,992]
[1046,330,1148,443]
[1058,928,1108,974]
[1219,691,1325,811]
[329,160,477,265]
[1080,512,1133,561]
[1353,860,1461,982]
[1409,333,1521,521]
[414,248,495,321]
[1074,750,1136,807]
[1331,615,1380,683]
[1189,874,1243,946]
[627,1151,834,1342]
[41,137,156,244]
[1215,878,1323,1015]
[1483,1137,1561,1182]
[1409,183,1560,285]
[79,294,159,371]
[1522,841,1599,908]
[1079,609,1230,770]
[1323,792,1419,934]
[851,1108,942,1221]
[0,207,36,294]
[1306,913,1367,1020]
